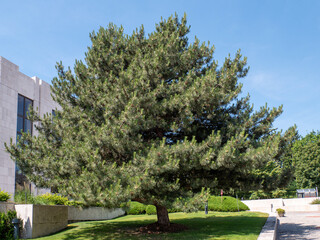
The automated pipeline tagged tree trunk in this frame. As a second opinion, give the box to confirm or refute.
[156,205,170,226]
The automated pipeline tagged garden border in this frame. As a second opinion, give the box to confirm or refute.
[257,213,279,240]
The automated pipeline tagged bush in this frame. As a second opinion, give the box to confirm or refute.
[14,190,34,204]
[202,196,249,212]
[249,190,269,200]
[14,191,84,206]
[311,199,320,204]
[271,188,287,198]
[146,205,157,215]
[0,210,17,240]
[276,208,285,215]
[127,201,146,215]
[0,189,10,202]
[65,200,84,207]
[128,196,248,215]
[36,193,68,205]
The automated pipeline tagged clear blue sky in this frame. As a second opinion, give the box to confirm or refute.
[1,0,319,136]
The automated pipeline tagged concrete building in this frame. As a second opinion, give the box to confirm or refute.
[0,56,59,198]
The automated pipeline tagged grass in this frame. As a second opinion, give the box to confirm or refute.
[34,211,268,240]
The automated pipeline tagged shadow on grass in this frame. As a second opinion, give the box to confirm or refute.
[56,225,78,233]
[58,215,267,240]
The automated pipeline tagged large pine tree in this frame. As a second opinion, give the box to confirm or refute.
[7,14,296,226]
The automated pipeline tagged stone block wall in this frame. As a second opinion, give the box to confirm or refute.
[0,202,15,213]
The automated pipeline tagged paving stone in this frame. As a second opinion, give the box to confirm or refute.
[277,211,320,240]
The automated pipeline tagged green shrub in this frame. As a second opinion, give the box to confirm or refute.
[0,189,10,202]
[249,190,269,200]
[15,191,77,206]
[36,193,68,205]
[14,190,34,204]
[311,199,320,204]
[276,208,285,215]
[201,196,249,212]
[0,210,17,240]
[271,188,287,198]
[65,200,84,207]
[127,201,146,215]
[128,196,248,215]
[146,205,157,215]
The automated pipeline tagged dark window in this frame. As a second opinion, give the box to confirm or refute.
[16,94,33,193]
[17,94,33,135]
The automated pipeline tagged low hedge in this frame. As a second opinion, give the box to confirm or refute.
[146,205,157,215]
[128,196,249,215]
[204,196,249,212]
[127,201,146,215]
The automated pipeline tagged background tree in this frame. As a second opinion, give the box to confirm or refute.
[291,131,320,188]
[243,127,298,196]
[6,14,296,227]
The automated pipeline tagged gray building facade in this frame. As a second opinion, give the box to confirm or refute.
[0,56,59,197]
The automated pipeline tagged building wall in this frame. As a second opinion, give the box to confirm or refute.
[0,56,59,197]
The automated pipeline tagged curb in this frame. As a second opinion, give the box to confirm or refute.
[257,213,279,240]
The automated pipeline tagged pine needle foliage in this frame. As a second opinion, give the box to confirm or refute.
[6,14,296,224]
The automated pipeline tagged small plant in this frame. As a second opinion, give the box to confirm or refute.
[0,189,10,202]
[311,199,320,204]
[276,208,285,217]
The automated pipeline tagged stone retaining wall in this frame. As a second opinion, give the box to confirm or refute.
[13,204,125,238]
[0,202,15,213]
[15,204,68,239]
[68,206,125,222]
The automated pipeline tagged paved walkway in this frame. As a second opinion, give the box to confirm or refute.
[277,212,320,239]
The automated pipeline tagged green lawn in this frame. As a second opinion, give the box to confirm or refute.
[35,211,268,240]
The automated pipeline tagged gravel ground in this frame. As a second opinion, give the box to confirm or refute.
[277,212,320,240]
